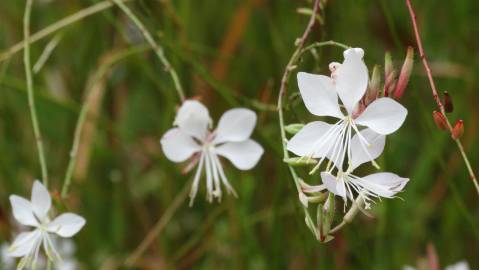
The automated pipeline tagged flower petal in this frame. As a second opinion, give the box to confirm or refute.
[320,172,346,198]
[287,121,336,158]
[9,195,38,227]
[297,72,343,118]
[335,48,369,114]
[357,172,409,198]
[445,261,470,270]
[160,128,201,162]
[350,128,386,169]
[214,108,257,144]
[6,231,41,257]
[354,97,408,135]
[215,139,264,170]
[47,213,86,238]
[31,180,51,221]
[174,100,211,141]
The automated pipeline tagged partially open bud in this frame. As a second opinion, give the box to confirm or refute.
[393,46,414,100]
[285,123,304,135]
[432,111,448,131]
[365,65,380,105]
[452,120,464,139]
[444,91,453,113]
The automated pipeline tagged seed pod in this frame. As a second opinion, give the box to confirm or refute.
[452,120,464,139]
[285,123,304,134]
[432,111,448,131]
[393,46,414,100]
[444,91,453,113]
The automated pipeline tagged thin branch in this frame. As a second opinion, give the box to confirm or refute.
[405,0,479,196]
[24,0,49,186]
[1,0,133,62]
[124,180,191,267]
[112,0,186,102]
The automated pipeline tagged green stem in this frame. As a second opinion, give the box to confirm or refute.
[24,0,49,186]
[112,0,185,102]
[61,45,149,198]
[0,0,134,62]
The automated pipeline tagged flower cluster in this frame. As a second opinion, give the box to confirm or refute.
[161,100,264,205]
[287,48,409,212]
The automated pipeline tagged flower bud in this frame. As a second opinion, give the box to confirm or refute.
[432,111,448,131]
[385,52,394,79]
[443,91,453,113]
[365,65,380,104]
[393,46,414,100]
[319,193,335,240]
[283,157,317,166]
[285,123,304,134]
[383,70,396,97]
[452,120,464,139]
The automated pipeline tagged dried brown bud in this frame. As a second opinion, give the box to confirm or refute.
[393,46,414,100]
[452,120,464,139]
[432,111,448,131]
[444,91,453,113]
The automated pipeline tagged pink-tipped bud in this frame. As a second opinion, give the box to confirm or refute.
[452,120,464,139]
[444,91,453,113]
[393,46,414,100]
[432,111,448,131]
[365,65,380,104]
[384,70,396,97]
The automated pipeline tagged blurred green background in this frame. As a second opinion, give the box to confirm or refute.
[0,0,478,269]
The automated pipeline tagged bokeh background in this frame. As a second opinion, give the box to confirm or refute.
[1,0,478,269]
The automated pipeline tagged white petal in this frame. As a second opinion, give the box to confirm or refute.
[47,213,86,237]
[320,172,346,198]
[214,108,257,144]
[174,100,211,141]
[160,128,201,162]
[215,139,264,170]
[354,97,408,135]
[445,261,470,270]
[31,180,51,221]
[6,230,41,257]
[10,195,38,227]
[286,121,336,158]
[335,48,369,114]
[297,72,343,118]
[358,172,409,198]
[350,128,386,169]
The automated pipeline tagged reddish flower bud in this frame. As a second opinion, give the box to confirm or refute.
[444,91,453,113]
[432,111,448,131]
[452,120,464,139]
[384,52,393,79]
[393,46,414,100]
[384,70,396,97]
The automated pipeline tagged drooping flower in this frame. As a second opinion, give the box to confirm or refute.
[160,100,264,205]
[301,128,409,208]
[7,181,85,270]
[287,48,408,173]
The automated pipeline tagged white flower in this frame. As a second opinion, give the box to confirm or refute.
[445,261,470,270]
[404,261,470,270]
[303,128,409,207]
[7,181,86,270]
[287,48,408,173]
[160,100,264,205]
